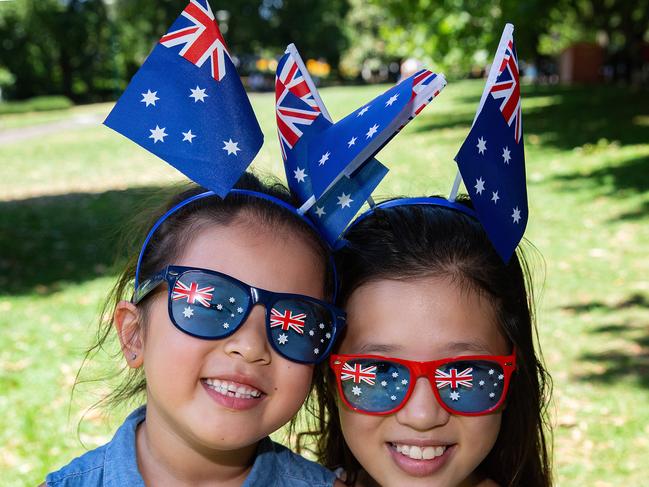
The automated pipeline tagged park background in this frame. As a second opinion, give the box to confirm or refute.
[1,0,648,485]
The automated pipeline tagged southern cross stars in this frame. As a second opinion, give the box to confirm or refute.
[347,136,357,148]
[149,125,167,143]
[222,139,240,155]
[318,151,330,166]
[182,130,196,143]
[357,106,370,117]
[366,124,379,139]
[141,89,159,107]
[477,136,487,154]
[337,192,353,209]
[385,94,399,106]
[314,206,326,218]
[491,191,500,203]
[189,86,208,102]
[474,177,485,195]
[293,167,307,183]
[512,206,522,223]
[502,146,511,164]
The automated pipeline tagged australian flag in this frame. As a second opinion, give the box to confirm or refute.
[104,0,263,197]
[276,44,446,246]
[454,24,527,263]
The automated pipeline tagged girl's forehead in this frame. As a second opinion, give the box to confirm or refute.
[341,277,508,358]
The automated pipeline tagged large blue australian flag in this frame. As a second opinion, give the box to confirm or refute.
[454,24,527,263]
[104,0,263,197]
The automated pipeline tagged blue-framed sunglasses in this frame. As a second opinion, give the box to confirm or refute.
[133,265,346,364]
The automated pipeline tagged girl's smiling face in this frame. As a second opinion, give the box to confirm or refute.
[337,277,509,487]
[138,217,325,452]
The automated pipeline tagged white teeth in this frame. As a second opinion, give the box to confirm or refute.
[394,443,447,460]
[204,379,262,399]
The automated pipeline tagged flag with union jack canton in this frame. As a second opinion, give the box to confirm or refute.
[104,0,263,197]
[454,24,527,263]
[275,44,446,246]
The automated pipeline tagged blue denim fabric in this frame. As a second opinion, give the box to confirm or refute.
[46,406,335,487]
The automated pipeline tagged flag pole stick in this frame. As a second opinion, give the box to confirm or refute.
[286,44,333,123]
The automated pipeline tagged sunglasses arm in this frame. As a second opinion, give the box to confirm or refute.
[132,268,168,304]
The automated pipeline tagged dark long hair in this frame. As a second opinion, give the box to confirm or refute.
[299,198,552,487]
[74,172,332,418]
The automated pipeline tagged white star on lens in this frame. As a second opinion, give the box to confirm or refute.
[337,192,353,209]
[474,177,485,195]
[149,125,167,143]
[365,124,379,138]
[320,338,324,343]
[489,369,495,375]
[319,323,325,329]
[392,372,399,378]
[318,151,330,166]
[352,386,362,396]
[293,167,307,182]
[498,374,504,380]
[401,379,408,385]
[502,146,511,164]
[479,380,485,386]
[182,130,196,143]
[140,89,159,107]
[229,297,236,303]
[449,391,461,401]
[385,94,399,106]
[347,136,357,148]
[390,395,397,401]
[313,348,320,355]
[189,86,208,102]
[325,332,331,339]
[182,306,193,318]
[489,392,496,399]
[277,333,288,345]
[512,206,522,223]
[237,307,243,313]
[491,191,500,203]
[230,313,235,317]
[314,206,326,218]
[216,304,223,310]
[381,380,388,387]
[357,106,369,116]
[222,139,241,156]
[476,136,487,154]
[309,330,315,336]
[494,383,499,387]
[223,322,230,329]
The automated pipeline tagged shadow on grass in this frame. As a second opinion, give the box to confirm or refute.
[567,294,649,388]
[0,186,171,296]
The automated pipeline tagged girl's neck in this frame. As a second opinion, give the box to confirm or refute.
[136,407,258,487]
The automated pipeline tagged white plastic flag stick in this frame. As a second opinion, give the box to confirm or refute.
[448,23,514,202]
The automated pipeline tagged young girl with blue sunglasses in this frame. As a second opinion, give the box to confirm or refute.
[305,199,552,486]
[44,174,346,487]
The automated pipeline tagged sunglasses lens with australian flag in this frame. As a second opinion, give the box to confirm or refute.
[330,354,515,416]
[134,266,345,364]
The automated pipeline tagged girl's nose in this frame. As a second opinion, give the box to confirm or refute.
[395,377,450,431]
[222,305,271,364]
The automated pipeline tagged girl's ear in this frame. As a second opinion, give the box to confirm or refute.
[114,300,144,368]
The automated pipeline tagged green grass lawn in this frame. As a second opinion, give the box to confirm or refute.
[1,80,648,486]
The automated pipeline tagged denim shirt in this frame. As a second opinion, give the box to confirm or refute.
[46,406,335,487]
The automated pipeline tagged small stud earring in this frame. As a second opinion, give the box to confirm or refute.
[131,353,137,360]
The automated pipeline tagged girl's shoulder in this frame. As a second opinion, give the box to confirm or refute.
[247,439,336,487]
[44,407,146,487]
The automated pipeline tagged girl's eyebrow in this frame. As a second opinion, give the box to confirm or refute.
[443,341,493,355]
[355,343,402,354]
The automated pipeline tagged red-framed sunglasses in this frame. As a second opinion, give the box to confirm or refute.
[330,352,516,417]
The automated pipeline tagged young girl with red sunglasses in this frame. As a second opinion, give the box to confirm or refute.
[44,174,347,487]
[303,199,552,486]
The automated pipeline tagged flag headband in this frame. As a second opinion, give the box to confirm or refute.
[134,189,339,300]
[336,197,478,249]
